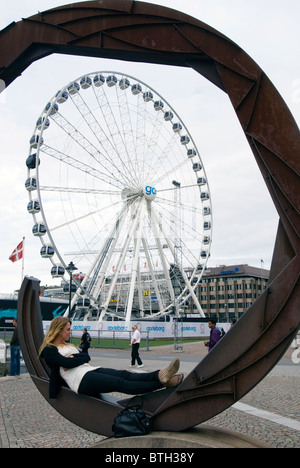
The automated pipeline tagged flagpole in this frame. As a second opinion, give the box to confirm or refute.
[21,237,25,284]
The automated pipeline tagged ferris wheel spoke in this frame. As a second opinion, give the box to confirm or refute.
[40,185,120,196]
[156,199,202,244]
[154,201,203,273]
[92,82,139,189]
[134,96,147,183]
[69,89,117,156]
[155,194,203,216]
[140,116,167,183]
[113,82,142,185]
[49,197,124,232]
[153,157,192,187]
[50,111,132,190]
[40,143,123,190]
[71,90,136,189]
[142,131,181,184]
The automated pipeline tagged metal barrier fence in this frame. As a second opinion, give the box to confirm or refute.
[68,329,151,351]
[0,327,14,342]
[0,328,151,351]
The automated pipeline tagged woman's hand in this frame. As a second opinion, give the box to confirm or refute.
[63,355,74,371]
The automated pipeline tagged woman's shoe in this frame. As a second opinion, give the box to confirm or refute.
[165,373,184,388]
[159,358,180,385]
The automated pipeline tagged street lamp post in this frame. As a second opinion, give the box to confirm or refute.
[171,180,183,351]
[170,264,183,351]
[66,261,77,317]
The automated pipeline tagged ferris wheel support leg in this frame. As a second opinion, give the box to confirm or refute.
[142,237,164,312]
[63,216,123,317]
[99,307,106,322]
[148,205,175,303]
[136,264,144,317]
[99,202,142,321]
[125,202,146,322]
[151,206,205,318]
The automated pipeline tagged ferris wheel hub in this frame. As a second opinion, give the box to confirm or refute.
[142,184,157,202]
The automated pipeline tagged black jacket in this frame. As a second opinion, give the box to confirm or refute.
[10,327,20,346]
[41,345,90,399]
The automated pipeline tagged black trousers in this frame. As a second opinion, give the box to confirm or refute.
[131,343,143,366]
[78,368,163,397]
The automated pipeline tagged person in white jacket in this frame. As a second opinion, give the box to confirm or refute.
[129,325,143,368]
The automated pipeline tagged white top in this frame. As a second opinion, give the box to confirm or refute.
[132,329,141,344]
[58,345,100,394]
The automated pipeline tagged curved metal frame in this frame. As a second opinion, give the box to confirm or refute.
[5,0,298,435]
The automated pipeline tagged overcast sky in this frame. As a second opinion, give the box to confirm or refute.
[0,0,299,294]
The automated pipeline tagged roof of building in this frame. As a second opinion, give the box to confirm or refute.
[202,264,269,280]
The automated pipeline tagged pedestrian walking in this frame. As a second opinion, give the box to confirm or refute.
[80,328,91,357]
[10,319,20,376]
[129,325,143,368]
[204,319,221,352]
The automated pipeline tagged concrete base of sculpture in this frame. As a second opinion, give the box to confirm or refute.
[91,425,269,448]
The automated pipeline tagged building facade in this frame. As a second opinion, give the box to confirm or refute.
[187,264,269,322]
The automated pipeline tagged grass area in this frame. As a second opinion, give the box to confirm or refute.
[1,335,204,350]
[70,337,203,350]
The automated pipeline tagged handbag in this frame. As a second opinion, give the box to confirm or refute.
[112,396,151,438]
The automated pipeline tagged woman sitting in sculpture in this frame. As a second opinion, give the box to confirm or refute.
[39,317,183,399]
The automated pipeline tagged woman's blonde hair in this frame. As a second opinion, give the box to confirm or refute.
[39,316,74,355]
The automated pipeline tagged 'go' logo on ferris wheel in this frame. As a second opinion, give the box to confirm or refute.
[143,185,157,201]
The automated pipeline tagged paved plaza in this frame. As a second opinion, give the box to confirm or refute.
[0,342,299,448]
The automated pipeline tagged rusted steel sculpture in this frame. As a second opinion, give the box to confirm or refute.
[7,0,299,436]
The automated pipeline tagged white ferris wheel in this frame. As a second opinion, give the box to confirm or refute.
[25,71,212,321]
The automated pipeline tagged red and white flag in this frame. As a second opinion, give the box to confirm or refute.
[9,240,24,263]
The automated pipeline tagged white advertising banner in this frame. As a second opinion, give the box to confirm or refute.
[43,320,231,339]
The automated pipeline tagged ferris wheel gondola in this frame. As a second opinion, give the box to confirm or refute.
[25,71,213,321]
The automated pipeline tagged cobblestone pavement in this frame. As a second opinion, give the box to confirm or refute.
[0,342,299,448]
